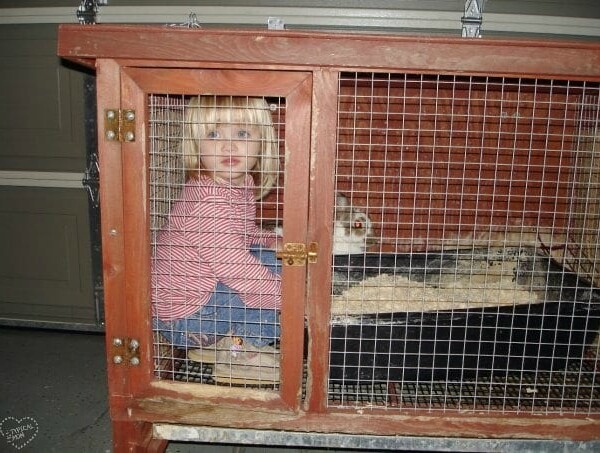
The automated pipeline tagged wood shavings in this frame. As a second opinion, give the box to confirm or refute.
[332,272,539,315]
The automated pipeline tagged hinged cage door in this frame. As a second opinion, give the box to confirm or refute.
[108,66,311,410]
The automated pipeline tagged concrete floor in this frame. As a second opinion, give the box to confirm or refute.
[0,327,112,452]
[0,327,366,453]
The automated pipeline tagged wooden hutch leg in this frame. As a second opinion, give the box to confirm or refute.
[112,420,168,453]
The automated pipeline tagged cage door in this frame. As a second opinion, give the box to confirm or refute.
[111,67,312,411]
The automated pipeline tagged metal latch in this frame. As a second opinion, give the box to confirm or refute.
[104,109,136,142]
[277,242,318,266]
[111,337,140,366]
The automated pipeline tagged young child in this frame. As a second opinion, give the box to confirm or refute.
[152,95,282,383]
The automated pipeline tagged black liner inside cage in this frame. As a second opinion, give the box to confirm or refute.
[329,249,600,383]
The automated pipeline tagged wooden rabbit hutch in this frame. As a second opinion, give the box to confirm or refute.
[58,25,600,451]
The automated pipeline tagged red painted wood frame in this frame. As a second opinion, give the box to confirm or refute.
[57,25,600,449]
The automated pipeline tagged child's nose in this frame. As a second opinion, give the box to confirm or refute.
[219,137,239,154]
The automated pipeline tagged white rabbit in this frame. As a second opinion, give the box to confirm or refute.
[272,193,375,255]
[332,193,374,255]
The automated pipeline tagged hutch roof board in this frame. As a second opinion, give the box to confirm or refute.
[58,24,600,77]
[58,24,600,451]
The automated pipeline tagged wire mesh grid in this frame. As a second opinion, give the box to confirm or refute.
[328,360,599,413]
[149,94,286,389]
[328,72,600,414]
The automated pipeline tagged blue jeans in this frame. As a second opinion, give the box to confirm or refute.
[155,247,281,348]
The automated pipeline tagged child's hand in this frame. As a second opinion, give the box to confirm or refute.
[274,236,283,252]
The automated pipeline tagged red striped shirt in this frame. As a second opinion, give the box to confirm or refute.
[152,175,281,321]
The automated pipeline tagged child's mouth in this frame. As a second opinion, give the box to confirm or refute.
[222,158,241,166]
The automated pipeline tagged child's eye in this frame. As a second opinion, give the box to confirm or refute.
[237,129,251,139]
[205,130,219,139]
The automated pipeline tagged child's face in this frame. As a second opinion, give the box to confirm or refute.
[198,123,261,186]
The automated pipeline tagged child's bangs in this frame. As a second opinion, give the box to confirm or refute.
[204,97,265,128]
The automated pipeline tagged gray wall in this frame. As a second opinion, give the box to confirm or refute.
[0,23,96,329]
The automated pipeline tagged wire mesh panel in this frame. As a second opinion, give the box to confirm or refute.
[328,72,600,415]
[564,94,600,287]
[148,93,286,389]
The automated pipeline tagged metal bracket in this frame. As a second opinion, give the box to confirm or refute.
[111,337,140,366]
[167,12,202,29]
[104,109,136,142]
[268,17,285,30]
[76,0,108,24]
[277,242,318,266]
[82,157,100,209]
[461,0,485,38]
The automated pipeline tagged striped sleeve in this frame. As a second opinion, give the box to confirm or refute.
[198,195,281,309]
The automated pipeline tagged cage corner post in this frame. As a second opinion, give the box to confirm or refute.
[112,419,168,453]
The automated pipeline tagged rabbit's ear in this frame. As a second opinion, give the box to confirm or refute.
[336,192,350,208]
[335,208,352,223]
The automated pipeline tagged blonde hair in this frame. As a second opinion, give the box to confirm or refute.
[182,95,280,199]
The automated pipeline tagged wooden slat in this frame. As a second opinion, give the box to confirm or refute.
[304,69,339,413]
[58,25,600,79]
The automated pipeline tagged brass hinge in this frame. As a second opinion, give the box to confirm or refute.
[277,242,318,266]
[104,109,136,142]
[110,337,140,366]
